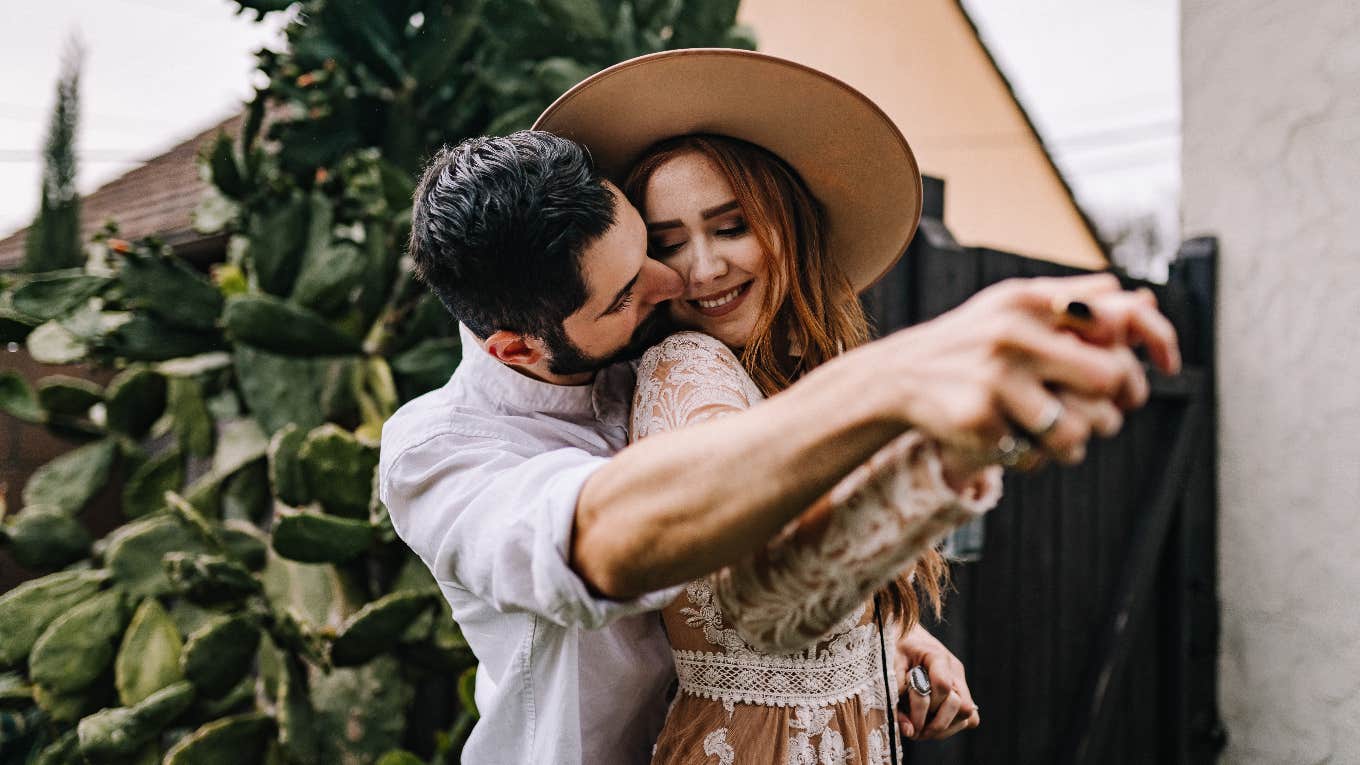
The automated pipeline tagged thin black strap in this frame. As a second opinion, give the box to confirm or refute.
[875,594,900,765]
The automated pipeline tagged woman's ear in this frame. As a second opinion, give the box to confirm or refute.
[483,330,544,367]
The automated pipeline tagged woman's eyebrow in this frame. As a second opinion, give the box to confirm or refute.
[701,200,740,219]
[645,200,741,231]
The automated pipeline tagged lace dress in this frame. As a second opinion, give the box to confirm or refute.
[631,332,1001,765]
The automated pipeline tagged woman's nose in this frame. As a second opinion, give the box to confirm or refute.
[689,239,729,287]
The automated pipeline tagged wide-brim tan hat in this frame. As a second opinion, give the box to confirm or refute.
[533,48,922,292]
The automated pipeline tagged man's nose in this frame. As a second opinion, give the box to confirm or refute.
[642,258,684,303]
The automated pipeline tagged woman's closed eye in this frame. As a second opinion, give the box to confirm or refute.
[650,220,748,257]
[715,219,748,238]
[649,238,684,256]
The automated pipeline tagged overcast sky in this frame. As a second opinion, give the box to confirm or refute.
[0,0,1178,237]
[0,0,289,234]
[962,0,1180,221]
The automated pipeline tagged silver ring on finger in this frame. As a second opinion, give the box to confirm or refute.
[993,434,1033,468]
[1033,399,1065,438]
[907,665,932,697]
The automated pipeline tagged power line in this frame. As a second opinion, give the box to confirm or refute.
[0,113,166,138]
[106,0,232,21]
[1053,134,1178,159]
[1058,137,1181,162]
[1052,119,1179,150]
[1059,153,1180,175]
[0,149,146,163]
[0,161,145,166]
[918,117,1179,153]
[0,102,177,128]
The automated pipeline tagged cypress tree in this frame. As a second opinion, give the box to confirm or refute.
[24,40,84,272]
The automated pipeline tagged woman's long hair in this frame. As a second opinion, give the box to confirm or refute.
[624,134,948,630]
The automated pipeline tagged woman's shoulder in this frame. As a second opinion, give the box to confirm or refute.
[631,332,762,438]
[636,331,747,387]
[642,331,737,363]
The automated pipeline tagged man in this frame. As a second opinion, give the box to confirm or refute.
[378,131,1178,764]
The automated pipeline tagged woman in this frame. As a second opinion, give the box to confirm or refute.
[536,49,1004,763]
[626,134,999,764]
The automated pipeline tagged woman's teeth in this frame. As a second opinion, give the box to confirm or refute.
[695,285,743,309]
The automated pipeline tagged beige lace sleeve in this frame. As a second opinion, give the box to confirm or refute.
[631,332,761,438]
[712,433,1002,654]
[630,331,1003,655]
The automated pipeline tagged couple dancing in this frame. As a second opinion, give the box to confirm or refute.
[379,49,1180,764]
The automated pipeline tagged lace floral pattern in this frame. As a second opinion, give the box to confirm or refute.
[634,332,1002,765]
[673,579,881,707]
[703,729,735,765]
[631,332,762,438]
[712,429,1001,655]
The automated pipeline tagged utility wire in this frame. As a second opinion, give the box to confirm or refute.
[0,101,175,128]
[1052,119,1179,150]
[919,117,1179,152]
[0,149,145,162]
[106,0,232,21]
[1057,153,1180,175]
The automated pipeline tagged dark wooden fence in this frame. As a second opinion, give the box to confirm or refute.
[861,180,1225,764]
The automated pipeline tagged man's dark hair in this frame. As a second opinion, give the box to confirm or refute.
[408,131,617,344]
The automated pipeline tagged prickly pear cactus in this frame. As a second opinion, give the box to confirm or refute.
[0,0,752,762]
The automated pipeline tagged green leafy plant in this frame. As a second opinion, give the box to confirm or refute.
[0,1,750,762]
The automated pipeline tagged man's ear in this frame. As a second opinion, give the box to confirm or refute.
[484,331,545,367]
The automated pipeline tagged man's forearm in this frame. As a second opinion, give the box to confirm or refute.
[572,275,1179,599]
[573,343,908,598]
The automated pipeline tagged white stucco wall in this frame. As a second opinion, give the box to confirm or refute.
[1182,2,1360,762]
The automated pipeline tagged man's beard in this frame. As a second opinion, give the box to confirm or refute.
[543,305,674,377]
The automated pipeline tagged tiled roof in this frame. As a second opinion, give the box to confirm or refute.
[0,114,241,270]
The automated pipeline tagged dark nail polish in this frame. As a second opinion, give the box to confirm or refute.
[1065,300,1094,321]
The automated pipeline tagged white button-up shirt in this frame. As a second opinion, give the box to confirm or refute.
[378,326,682,764]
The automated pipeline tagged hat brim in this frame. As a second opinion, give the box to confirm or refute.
[533,48,922,292]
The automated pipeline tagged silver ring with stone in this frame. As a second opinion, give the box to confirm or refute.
[907,665,932,697]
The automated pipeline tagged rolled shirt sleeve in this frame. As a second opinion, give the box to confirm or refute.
[380,431,680,630]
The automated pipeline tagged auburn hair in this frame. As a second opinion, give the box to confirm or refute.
[624,134,949,630]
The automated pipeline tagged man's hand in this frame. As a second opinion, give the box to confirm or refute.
[894,623,979,741]
[862,273,1181,473]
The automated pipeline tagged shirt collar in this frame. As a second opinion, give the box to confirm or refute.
[457,325,633,428]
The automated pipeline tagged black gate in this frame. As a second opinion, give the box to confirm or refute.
[861,181,1224,764]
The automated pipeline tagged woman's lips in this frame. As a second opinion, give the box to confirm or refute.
[688,281,752,318]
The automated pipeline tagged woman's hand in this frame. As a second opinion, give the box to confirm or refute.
[938,385,1126,477]
[894,623,979,740]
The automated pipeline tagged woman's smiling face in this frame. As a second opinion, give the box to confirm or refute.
[641,151,770,349]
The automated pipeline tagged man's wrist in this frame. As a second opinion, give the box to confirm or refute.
[827,335,919,431]
[782,341,912,440]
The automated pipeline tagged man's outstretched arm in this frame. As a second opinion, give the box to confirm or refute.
[573,274,1180,598]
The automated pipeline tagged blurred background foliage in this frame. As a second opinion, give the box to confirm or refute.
[0,1,752,762]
